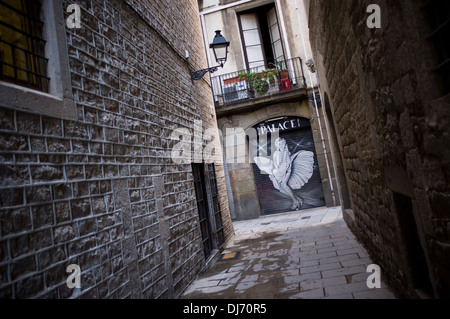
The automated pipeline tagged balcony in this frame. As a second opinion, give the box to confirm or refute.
[211,57,307,114]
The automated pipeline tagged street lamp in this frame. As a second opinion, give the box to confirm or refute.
[210,30,230,67]
[191,30,230,81]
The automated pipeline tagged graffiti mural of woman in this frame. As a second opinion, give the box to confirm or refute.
[254,137,315,210]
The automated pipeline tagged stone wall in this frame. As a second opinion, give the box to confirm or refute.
[0,0,233,299]
[309,0,450,298]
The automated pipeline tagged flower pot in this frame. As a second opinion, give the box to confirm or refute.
[278,70,289,80]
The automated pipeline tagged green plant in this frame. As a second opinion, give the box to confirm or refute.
[271,61,289,80]
[238,69,276,95]
[261,69,276,83]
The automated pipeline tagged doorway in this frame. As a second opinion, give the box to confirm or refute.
[251,116,325,215]
[237,3,286,70]
[192,163,225,260]
[393,192,434,297]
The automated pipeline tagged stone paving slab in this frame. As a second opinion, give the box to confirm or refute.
[181,207,397,299]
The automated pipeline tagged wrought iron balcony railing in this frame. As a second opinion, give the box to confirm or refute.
[211,57,307,107]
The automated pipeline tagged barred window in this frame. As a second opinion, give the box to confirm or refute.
[0,0,49,92]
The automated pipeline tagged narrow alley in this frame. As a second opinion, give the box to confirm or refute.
[182,207,397,299]
[0,0,448,300]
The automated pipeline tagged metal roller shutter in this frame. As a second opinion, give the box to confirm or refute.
[251,117,325,215]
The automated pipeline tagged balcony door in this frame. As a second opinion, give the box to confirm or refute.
[239,12,265,70]
[267,7,284,63]
[238,4,285,70]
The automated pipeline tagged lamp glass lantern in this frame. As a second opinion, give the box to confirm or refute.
[191,30,230,81]
[210,30,230,67]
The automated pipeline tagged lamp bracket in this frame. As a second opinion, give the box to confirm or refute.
[191,65,221,81]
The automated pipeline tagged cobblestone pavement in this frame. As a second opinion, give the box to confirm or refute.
[181,207,397,299]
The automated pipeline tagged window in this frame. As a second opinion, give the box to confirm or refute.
[0,0,49,92]
[422,0,450,94]
[237,4,285,71]
[0,0,75,119]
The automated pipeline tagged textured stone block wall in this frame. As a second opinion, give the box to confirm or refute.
[310,0,450,298]
[0,0,233,299]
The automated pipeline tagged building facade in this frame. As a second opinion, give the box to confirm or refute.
[309,0,450,298]
[0,0,233,299]
[199,0,344,221]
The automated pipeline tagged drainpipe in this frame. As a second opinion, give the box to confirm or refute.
[201,14,212,68]
[275,0,296,84]
[221,120,237,220]
[294,0,337,206]
[275,0,292,61]
[313,66,343,208]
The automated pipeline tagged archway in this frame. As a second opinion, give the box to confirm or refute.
[250,116,326,215]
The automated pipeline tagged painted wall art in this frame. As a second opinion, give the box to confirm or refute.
[251,117,326,215]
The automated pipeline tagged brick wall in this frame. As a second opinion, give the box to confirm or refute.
[0,0,233,299]
[310,0,450,298]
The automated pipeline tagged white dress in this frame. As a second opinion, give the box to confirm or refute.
[254,150,314,190]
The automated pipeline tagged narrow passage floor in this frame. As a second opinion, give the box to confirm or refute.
[181,207,397,299]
